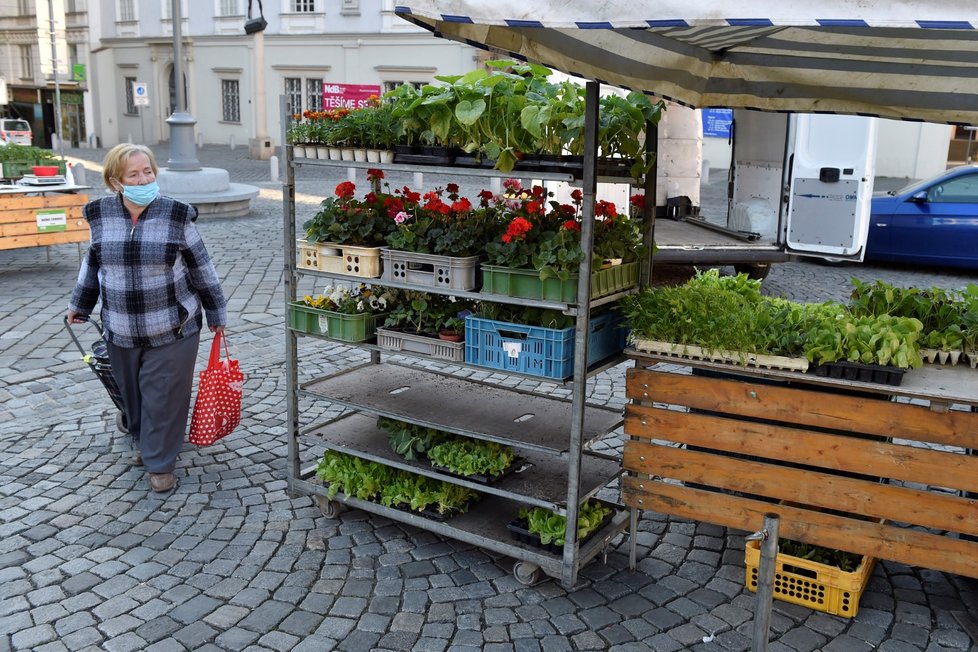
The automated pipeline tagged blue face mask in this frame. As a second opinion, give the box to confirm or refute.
[121,180,159,206]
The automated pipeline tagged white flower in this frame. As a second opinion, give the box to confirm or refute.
[356,300,365,312]
[448,296,457,303]
[378,297,387,309]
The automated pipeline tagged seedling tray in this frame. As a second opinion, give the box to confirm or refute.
[506,510,614,555]
[810,360,906,386]
[428,456,527,486]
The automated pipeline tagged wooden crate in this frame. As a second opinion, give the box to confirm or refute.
[621,362,978,583]
[0,193,90,250]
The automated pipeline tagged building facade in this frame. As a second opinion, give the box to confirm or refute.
[93,0,482,150]
[0,0,92,148]
[0,0,480,150]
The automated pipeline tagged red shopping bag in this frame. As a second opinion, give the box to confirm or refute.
[189,331,244,446]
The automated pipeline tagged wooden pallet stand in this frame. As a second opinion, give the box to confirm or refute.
[0,193,89,251]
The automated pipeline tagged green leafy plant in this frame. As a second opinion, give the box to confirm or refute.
[384,291,475,335]
[378,416,448,461]
[777,538,863,573]
[518,500,613,546]
[477,301,574,330]
[427,438,516,479]
[316,450,479,516]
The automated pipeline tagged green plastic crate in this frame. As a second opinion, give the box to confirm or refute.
[480,262,638,303]
[288,302,386,342]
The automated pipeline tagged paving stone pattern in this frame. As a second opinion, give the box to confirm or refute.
[1,146,977,651]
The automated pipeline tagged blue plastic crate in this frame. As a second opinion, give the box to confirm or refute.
[464,311,627,380]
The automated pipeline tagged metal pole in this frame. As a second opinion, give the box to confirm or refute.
[47,0,63,159]
[748,513,781,652]
[166,0,201,169]
[560,81,600,590]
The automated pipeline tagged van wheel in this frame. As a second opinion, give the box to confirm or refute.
[733,263,771,281]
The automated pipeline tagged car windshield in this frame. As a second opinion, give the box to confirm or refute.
[890,177,934,196]
[3,120,29,131]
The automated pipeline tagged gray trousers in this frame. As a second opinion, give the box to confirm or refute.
[107,331,201,473]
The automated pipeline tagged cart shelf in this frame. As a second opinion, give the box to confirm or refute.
[293,473,629,582]
[302,411,623,513]
[300,362,623,455]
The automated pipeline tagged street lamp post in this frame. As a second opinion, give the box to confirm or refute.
[47,0,63,158]
[166,0,201,170]
[246,1,272,160]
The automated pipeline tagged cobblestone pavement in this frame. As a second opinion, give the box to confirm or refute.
[1,145,977,652]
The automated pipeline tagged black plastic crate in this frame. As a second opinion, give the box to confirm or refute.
[810,360,906,386]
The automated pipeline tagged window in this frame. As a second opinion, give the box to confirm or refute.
[222,80,241,122]
[927,174,978,204]
[285,78,302,117]
[119,0,135,21]
[68,44,79,70]
[383,80,426,94]
[294,0,315,11]
[19,46,33,80]
[306,78,322,113]
[124,76,137,114]
[219,0,238,15]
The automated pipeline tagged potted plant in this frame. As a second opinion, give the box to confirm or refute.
[288,283,399,342]
[377,291,475,360]
[507,500,614,553]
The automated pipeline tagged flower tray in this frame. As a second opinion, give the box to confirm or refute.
[380,249,482,291]
[920,348,977,368]
[296,240,382,278]
[465,311,627,380]
[288,302,387,343]
[745,538,877,618]
[428,456,527,486]
[480,262,638,303]
[391,501,469,522]
[392,145,455,166]
[631,339,811,372]
[809,360,906,386]
[376,327,465,362]
[506,510,614,555]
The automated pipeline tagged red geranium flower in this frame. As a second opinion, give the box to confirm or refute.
[451,198,472,213]
[335,181,356,199]
[367,168,384,181]
[571,189,583,203]
[501,216,533,243]
[446,183,460,195]
[561,219,581,232]
[595,200,618,218]
[400,187,421,204]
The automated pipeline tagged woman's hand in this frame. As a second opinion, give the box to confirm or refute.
[210,325,225,334]
[66,310,88,324]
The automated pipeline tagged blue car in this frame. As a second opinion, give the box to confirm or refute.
[866,164,978,269]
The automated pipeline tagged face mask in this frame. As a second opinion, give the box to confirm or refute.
[120,180,160,206]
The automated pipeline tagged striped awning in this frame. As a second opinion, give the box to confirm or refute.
[394,2,978,125]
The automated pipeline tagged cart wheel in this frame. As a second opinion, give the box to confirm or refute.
[115,411,129,434]
[315,496,344,519]
[513,561,542,586]
[733,263,771,281]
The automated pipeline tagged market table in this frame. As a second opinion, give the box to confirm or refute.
[622,352,978,587]
[0,183,91,252]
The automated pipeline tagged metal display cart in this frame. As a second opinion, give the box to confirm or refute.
[282,86,637,588]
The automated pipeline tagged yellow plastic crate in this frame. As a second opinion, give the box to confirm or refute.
[295,240,382,277]
[745,539,876,617]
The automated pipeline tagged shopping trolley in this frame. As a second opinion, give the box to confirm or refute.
[64,315,129,433]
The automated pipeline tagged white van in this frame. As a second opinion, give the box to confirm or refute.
[0,118,32,146]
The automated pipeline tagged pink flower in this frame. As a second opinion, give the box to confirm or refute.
[394,211,411,225]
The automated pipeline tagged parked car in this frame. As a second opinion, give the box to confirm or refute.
[0,118,32,146]
[866,164,978,269]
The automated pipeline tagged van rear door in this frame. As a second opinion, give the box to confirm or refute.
[783,114,877,261]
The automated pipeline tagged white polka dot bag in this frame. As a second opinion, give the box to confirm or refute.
[189,331,244,446]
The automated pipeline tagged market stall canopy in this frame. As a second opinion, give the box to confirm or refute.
[394,1,978,125]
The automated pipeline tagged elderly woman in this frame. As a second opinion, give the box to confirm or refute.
[67,144,227,493]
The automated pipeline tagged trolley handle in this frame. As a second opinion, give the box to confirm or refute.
[63,314,104,357]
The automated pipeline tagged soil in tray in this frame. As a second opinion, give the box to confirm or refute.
[428,456,529,486]
[809,360,906,386]
[506,511,614,555]
[391,497,479,522]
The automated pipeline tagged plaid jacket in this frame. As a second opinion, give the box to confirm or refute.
[69,194,227,348]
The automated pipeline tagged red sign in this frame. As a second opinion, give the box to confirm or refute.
[322,83,381,109]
